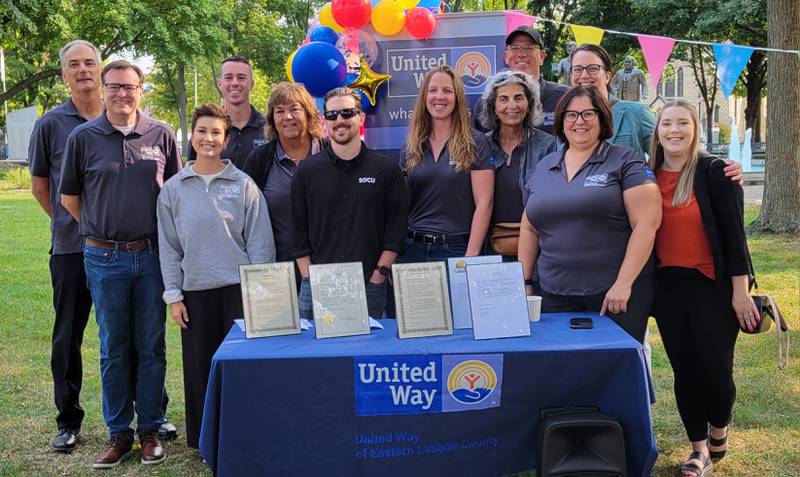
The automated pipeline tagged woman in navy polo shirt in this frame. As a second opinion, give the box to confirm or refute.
[518,86,662,343]
[478,70,558,258]
[398,65,495,262]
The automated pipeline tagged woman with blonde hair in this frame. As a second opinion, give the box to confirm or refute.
[399,65,494,261]
[241,82,327,263]
[648,100,758,477]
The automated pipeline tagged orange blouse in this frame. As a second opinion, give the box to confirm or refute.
[655,170,716,280]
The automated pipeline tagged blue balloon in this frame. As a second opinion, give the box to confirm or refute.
[291,41,348,98]
[309,26,339,45]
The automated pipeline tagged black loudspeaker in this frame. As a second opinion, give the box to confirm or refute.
[537,407,627,477]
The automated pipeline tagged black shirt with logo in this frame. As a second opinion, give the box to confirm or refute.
[291,143,409,276]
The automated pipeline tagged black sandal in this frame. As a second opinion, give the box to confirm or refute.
[708,427,728,460]
[680,451,712,477]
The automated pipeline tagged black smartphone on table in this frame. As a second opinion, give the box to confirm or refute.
[570,317,594,329]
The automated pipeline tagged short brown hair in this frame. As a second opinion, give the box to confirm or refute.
[553,85,614,145]
[101,59,144,85]
[265,82,324,141]
[323,87,362,112]
[220,56,252,76]
[191,104,231,138]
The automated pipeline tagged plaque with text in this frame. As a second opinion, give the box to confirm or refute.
[309,262,371,339]
[239,262,301,338]
[393,262,454,339]
[466,262,531,340]
[447,255,503,329]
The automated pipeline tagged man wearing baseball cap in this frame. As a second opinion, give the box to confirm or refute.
[473,25,568,135]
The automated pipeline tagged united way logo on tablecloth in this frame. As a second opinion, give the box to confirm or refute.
[354,354,503,416]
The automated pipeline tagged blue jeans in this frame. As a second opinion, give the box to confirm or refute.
[397,238,468,263]
[83,246,166,435]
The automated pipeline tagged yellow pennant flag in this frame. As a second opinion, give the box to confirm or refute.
[570,24,605,46]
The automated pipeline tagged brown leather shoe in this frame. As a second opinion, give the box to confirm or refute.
[139,430,165,465]
[93,433,133,469]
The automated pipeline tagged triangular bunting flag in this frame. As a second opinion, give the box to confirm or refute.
[570,25,605,46]
[637,34,675,93]
[505,11,537,34]
[712,44,754,98]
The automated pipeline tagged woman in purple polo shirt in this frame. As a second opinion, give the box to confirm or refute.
[518,86,662,343]
[398,65,495,262]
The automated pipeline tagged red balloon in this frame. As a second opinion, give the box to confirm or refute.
[331,0,372,30]
[406,7,436,39]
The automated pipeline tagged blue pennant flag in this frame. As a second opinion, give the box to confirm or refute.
[712,44,754,98]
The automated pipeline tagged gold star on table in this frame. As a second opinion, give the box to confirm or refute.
[347,55,391,106]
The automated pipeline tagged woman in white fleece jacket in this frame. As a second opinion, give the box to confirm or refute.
[157,104,275,448]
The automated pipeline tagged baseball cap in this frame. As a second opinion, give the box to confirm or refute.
[505,25,544,49]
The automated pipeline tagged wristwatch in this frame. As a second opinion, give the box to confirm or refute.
[524,278,534,286]
[376,265,392,278]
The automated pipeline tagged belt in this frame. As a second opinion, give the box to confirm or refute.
[407,229,469,245]
[86,237,156,253]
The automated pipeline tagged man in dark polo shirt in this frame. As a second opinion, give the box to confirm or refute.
[29,39,104,453]
[473,25,568,135]
[292,87,408,319]
[60,59,181,468]
[187,56,266,168]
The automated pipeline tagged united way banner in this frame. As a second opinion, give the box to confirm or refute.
[354,354,504,416]
[363,13,507,152]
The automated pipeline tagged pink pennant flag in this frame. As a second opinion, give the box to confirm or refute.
[637,34,676,92]
[505,11,537,34]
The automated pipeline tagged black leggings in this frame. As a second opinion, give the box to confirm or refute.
[539,272,654,343]
[654,267,739,442]
[181,284,243,448]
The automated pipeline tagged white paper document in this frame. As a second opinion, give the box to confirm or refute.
[393,262,454,339]
[309,262,371,338]
[466,262,531,340]
[239,262,301,338]
[447,255,503,329]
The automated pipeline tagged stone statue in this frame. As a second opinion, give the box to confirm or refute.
[554,41,577,85]
[611,56,648,101]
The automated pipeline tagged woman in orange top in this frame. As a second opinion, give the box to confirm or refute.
[648,100,759,477]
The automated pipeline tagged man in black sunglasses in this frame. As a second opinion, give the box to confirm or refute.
[291,87,409,320]
[473,25,568,135]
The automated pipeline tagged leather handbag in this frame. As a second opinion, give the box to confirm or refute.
[745,293,790,370]
[490,222,520,256]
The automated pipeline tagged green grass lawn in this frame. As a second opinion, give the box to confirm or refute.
[1,183,798,476]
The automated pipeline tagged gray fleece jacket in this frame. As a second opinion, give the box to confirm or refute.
[157,160,275,304]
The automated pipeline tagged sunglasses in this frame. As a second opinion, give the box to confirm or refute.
[324,108,359,121]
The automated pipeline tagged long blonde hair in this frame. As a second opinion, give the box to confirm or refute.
[404,65,476,173]
[648,100,702,207]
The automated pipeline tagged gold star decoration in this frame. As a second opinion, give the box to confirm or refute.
[323,311,336,325]
[347,55,391,106]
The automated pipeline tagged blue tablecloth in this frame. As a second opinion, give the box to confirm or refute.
[200,312,658,476]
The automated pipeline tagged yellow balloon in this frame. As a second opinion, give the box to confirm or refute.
[371,0,406,36]
[319,3,345,33]
[286,49,297,82]
[398,0,419,9]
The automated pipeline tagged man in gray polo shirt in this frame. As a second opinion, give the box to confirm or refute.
[60,59,181,468]
[29,39,104,453]
[187,56,266,168]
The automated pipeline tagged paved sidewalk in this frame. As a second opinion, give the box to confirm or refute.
[744,185,763,205]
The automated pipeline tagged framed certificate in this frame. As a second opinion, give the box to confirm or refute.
[309,262,371,339]
[239,262,301,338]
[466,262,531,340]
[447,255,502,329]
[392,262,454,339]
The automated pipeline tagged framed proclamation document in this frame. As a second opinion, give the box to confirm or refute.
[392,262,454,339]
[447,255,502,329]
[466,262,531,340]
[238,262,301,338]
[309,262,371,339]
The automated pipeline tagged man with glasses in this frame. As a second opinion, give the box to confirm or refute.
[60,59,181,468]
[291,87,408,320]
[187,56,266,168]
[473,25,568,135]
[29,39,104,453]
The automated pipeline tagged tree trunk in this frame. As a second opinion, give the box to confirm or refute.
[176,62,189,158]
[749,0,800,235]
[0,68,60,104]
[743,51,767,142]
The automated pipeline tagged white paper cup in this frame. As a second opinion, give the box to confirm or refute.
[527,296,542,322]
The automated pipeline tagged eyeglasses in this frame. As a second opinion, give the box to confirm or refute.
[323,108,359,121]
[563,109,599,122]
[506,45,540,53]
[104,83,140,94]
[570,64,606,76]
